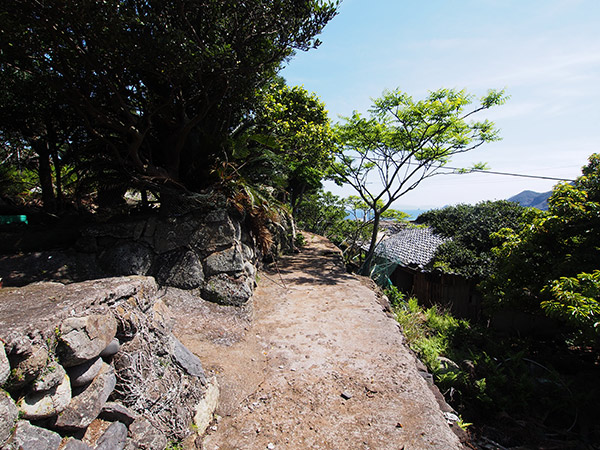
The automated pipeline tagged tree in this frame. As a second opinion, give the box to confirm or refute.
[0,0,338,204]
[232,80,336,212]
[483,154,600,336]
[417,200,528,278]
[334,88,508,274]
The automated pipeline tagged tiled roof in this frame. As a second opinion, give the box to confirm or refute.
[373,227,449,267]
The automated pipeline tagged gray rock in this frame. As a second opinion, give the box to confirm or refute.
[17,373,71,420]
[203,209,229,223]
[128,417,168,450]
[95,421,128,450]
[32,360,66,392]
[201,273,254,306]
[98,241,153,276]
[100,338,120,358]
[99,401,137,425]
[154,217,203,254]
[170,337,207,382]
[58,314,117,367]
[0,390,18,445]
[61,437,93,450]
[7,346,48,390]
[54,362,116,431]
[0,343,9,387]
[243,261,257,281]
[154,249,204,289]
[5,420,62,450]
[204,245,245,276]
[68,357,103,387]
[191,218,239,252]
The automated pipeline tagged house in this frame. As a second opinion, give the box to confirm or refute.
[371,226,481,320]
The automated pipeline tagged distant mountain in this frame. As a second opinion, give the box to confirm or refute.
[508,190,551,210]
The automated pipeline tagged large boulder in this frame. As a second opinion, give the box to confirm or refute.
[58,314,118,367]
[153,217,203,254]
[204,245,245,276]
[17,374,71,420]
[191,213,241,253]
[201,273,253,306]
[32,360,66,393]
[54,363,116,431]
[154,249,204,289]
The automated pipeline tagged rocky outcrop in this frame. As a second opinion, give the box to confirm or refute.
[0,277,218,450]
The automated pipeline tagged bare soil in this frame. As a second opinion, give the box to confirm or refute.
[167,233,464,450]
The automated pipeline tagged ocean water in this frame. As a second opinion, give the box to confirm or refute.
[401,209,431,221]
[345,208,432,222]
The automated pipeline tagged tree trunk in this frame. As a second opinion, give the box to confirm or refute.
[359,211,381,276]
[51,145,63,211]
[33,139,56,213]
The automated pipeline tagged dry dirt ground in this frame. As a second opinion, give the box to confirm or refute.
[167,233,464,450]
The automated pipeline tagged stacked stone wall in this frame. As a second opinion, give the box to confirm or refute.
[77,204,259,307]
[0,277,218,450]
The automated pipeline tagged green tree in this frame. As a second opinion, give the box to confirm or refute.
[417,200,528,278]
[484,154,600,336]
[0,0,338,205]
[233,81,336,212]
[334,88,508,274]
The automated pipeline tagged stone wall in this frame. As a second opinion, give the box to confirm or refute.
[76,201,259,307]
[0,276,218,450]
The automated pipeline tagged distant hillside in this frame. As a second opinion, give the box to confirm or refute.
[508,190,551,210]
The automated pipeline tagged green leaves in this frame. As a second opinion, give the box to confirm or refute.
[417,200,528,278]
[482,154,600,337]
[333,87,507,274]
[542,271,600,333]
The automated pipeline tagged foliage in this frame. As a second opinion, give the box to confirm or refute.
[334,87,508,274]
[294,232,307,248]
[416,200,529,278]
[233,80,336,210]
[483,154,600,337]
[295,190,348,237]
[389,291,581,441]
[0,0,338,209]
[541,271,600,333]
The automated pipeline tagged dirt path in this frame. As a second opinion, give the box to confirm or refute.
[168,233,463,450]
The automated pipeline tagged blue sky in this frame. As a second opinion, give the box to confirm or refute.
[281,0,600,209]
